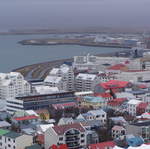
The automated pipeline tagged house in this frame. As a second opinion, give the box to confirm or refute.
[0,129,33,149]
[109,117,127,126]
[58,118,74,126]
[36,109,50,120]
[127,99,142,116]
[88,141,116,149]
[77,109,107,124]
[86,130,99,145]
[81,96,107,108]
[0,121,11,129]
[36,124,54,134]
[111,125,126,139]
[108,98,127,111]
[45,123,87,149]
[136,102,149,115]
[12,115,39,125]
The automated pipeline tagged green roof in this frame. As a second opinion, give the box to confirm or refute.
[25,144,42,149]
[4,131,21,139]
[0,129,10,136]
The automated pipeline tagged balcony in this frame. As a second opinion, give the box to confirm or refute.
[66,137,80,142]
[67,142,80,148]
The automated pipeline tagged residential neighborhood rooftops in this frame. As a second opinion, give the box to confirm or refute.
[127,99,142,105]
[4,131,21,139]
[0,121,11,128]
[52,123,85,135]
[112,125,125,131]
[89,141,116,149]
[84,96,105,103]
[100,80,130,89]
[13,115,39,121]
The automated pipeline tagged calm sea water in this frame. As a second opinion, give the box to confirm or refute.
[0,34,127,72]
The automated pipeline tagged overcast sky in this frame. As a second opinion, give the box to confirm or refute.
[0,0,150,31]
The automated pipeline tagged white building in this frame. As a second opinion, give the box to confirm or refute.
[45,64,74,91]
[33,85,59,94]
[75,73,100,91]
[115,70,150,82]
[44,76,64,90]
[58,117,74,126]
[73,54,129,71]
[127,99,142,116]
[77,109,107,124]
[0,72,31,100]
[0,129,33,149]
[112,125,126,139]
[45,123,87,149]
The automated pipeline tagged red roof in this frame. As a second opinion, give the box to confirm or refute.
[136,103,149,115]
[36,134,44,145]
[89,141,116,149]
[13,115,39,121]
[108,98,127,106]
[94,93,112,98]
[125,60,130,64]
[100,80,129,89]
[137,84,147,89]
[52,102,77,110]
[50,144,68,149]
[53,123,85,135]
[137,102,149,109]
[107,64,127,70]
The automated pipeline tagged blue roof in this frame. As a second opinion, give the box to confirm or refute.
[126,135,144,147]
[84,96,105,103]
[127,90,148,95]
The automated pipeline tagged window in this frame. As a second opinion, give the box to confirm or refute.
[59,137,63,141]
[81,134,84,137]
[8,144,11,147]
[81,140,85,143]
[8,138,11,141]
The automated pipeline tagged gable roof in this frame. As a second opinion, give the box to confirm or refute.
[88,109,106,116]
[89,141,116,149]
[0,129,10,136]
[4,131,21,139]
[52,123,85,135]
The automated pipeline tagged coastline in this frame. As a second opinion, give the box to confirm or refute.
[19,38,132,49]
[13,50,130,80]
